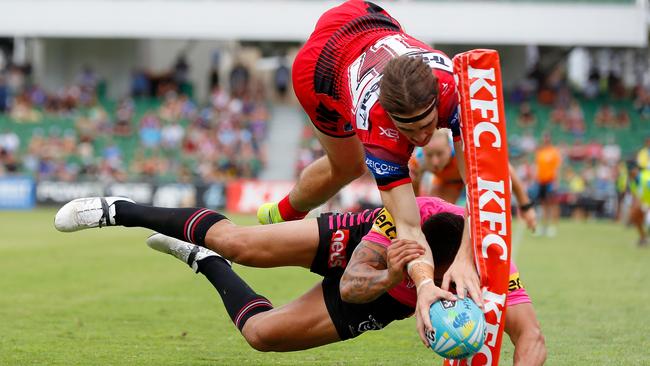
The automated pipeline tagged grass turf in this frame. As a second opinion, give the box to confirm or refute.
[1,209,649,365]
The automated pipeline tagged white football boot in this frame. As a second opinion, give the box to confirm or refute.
[146,233,231,272]
[54,196,135,232]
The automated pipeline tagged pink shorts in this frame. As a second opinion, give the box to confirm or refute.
[507,261,531,307]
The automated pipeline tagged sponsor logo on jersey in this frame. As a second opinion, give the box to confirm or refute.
[508,272,524,292]
[364,155,407,178]
[371,208,397,240]
[328,229,349,269]
[379,126,399,140]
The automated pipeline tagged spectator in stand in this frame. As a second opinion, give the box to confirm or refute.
[595,104,616,127]
[602,136,622,167]
[11,94,41,123]
[139,113,162,149]
[516,102,536,128]
[131,69,150,98]
[229,61,250,99]
[114,98,134,136]
[161,120,185,150]
[634,89,650,120]
[567,138,587,162]
[0,129,19,155]
[565,99,585,138]
[615,109,630,129]
[0,74,8,113]
[274,57,290,99]
[585,139,603,163]
[535,133,562,236]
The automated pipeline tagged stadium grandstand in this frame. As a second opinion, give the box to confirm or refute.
[1,0,648,216]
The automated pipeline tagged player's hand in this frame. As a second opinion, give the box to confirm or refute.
[441,258,483,309]
[519,206,537,232]
[387,239,425,287]
[415,280,456,347]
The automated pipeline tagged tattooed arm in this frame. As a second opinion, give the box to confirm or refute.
[340,239,425,304]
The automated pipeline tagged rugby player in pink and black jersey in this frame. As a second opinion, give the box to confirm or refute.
[54,196,545,365]
[253,0,477,341]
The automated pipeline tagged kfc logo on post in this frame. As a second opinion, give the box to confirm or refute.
[379,126,399,140]
[328,229,349,269]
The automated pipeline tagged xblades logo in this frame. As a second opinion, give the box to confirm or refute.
[379,126,399,140]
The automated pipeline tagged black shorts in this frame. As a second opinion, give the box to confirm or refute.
[310,209,382,278]
[537,182,555,202]
[310,209,412,340]
[321,276,413,340]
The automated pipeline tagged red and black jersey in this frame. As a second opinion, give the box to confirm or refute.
[293,0,460,190]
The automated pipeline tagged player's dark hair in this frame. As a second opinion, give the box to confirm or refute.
[379,56,438,117]
[422,212,464,267]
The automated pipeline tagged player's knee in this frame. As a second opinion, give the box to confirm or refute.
[205,229,244,262]
[241,320,282,352]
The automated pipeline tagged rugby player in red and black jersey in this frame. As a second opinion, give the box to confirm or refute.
[254,0,478,341]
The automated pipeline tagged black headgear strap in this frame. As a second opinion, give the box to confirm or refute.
[390,98,437,123]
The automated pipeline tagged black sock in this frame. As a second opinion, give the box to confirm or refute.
[197,256,273,331]
[113,201,227,246]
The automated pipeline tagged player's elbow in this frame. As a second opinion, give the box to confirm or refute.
[339,279,367,304]
[339,281,353,302]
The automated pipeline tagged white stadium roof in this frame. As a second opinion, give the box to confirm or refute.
[0,0,646,47]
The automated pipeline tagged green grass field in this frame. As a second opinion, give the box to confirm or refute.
[1,209,649,365]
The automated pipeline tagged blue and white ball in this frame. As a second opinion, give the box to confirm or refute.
[426,298,486,359]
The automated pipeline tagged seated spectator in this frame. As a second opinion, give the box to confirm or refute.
[568,138,588,161]
[516,102,536,128]
[0,129,20,154]
[114,98,134,136]
[10,95,41,123]
[601,136,621,166]
[595,104,616,127]
[161,120,185,150]
[139,113,162,149]
[614,109,630,129]
[585,139,603,162]
[565,100,585,137]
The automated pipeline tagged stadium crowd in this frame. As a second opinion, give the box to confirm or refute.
[0,62,269,183]
[1,46,649,225]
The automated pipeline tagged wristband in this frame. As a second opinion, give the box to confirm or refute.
[416,278,433,292]
[519,202,534,211]
[406,259,434,273]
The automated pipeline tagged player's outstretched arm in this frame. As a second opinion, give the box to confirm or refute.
[339,240,423,304]
[504,302,547,366]
[379,184,456,346]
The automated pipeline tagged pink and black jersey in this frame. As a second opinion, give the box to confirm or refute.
[362,197,529,308]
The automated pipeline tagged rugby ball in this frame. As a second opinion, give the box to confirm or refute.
[426,298,486,359]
